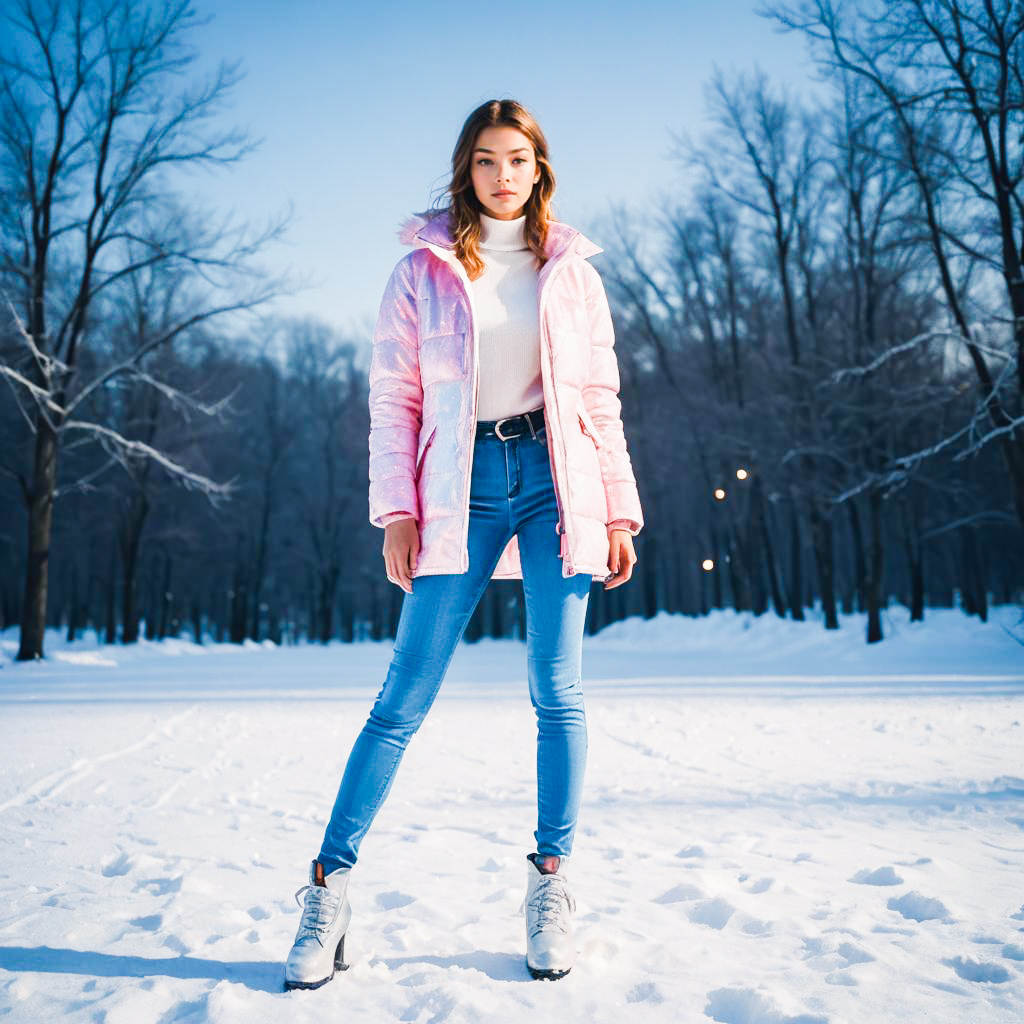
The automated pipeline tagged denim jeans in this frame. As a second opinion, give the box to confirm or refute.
[318,427,593,872]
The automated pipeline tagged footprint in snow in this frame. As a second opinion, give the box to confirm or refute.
[705,987,828,1024]
[627,981,664,1004]
[837,942,874,966]
[136,875,183,896]
[945,956,1011,984]
[688,898,735,930]
[802,937,872,963]
[375,890,415,910]
[129,914,162,931]
[887,891,951,922]
[652,883,704,904]
[101,852,133,877]
[677,845,706,859]
[849,866,903,886]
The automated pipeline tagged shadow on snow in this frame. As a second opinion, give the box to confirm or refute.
[0,945,282,994]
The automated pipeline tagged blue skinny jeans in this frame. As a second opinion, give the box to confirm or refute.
[318,427,593,872]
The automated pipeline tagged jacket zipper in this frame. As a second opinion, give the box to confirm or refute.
[417,241,479,574]
[536,259,575,576]
[445,254,479,574]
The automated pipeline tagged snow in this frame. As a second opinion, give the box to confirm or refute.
[0,605,1022,1023]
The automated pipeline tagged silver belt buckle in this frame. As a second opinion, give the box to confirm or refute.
[494,416,516,441]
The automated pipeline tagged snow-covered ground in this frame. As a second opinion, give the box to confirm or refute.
[0,605,1022,1023]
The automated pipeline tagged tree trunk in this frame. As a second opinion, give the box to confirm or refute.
[157,553,172,639]
[709,525,725,609]
[105,542,118,644]
[387,584,402,639]
[787,503,805,621]
[230,558,249,644]
[726,527,751,613]
[809,502,838,629]
[16,422,58,660]
[865,488,884,644]
[487,586,504,639]
[315,565,339,644]
[961,527,987,623]
[65,562,80,643]
[338,589,355,643]
[643,535,659,618]
[249,474,274,640]
[901,498,924,623]
[752,478,785,617]
[120,494,149,645]
[848,500,866,615]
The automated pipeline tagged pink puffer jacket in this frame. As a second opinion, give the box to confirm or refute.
[368,210,643,581]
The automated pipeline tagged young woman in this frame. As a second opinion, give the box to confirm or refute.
[285,98,643,990]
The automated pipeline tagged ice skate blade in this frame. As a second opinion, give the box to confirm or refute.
[528,964,571,981]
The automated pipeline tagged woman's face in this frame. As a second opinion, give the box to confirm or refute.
[470,125,541,221]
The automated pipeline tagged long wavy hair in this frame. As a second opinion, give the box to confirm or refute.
[438,99,556,280]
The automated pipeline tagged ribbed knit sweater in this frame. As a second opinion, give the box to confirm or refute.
[471,213,544,421]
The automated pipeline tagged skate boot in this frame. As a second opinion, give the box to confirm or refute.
[524,853,576,980]
[284,860,352,990]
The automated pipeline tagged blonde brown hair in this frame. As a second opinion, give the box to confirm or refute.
[441,99,556,280]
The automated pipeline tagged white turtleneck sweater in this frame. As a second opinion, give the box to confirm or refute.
[471,213,544,422]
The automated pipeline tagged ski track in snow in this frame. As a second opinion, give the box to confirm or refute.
[0,609,1022,1022]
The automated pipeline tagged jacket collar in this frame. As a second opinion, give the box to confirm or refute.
[399,210,603,264]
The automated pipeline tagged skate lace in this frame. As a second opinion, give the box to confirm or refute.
[526,875,576,937]
[293,884,342,946]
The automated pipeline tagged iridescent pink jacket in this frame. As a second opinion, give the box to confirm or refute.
[368,210,643,581]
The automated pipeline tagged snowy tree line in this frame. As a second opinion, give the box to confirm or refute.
[1,0,1021,659]
[599,0,1024,643]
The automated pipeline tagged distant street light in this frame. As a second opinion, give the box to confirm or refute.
[714,487,726,500]
[736,468,749,480]
[701,558,715,571]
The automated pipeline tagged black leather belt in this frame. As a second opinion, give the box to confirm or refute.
[475,407,546,441]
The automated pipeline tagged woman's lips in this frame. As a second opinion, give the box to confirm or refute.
[493,191,515,197]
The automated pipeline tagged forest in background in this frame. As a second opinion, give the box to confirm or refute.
[1,0,1022,658]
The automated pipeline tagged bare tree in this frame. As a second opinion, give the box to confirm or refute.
[0,0,283,660]
[765,0,1024,526]
[282,319,366,645]
[691,72,844,628]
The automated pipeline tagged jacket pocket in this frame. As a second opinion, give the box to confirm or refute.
[419,331,466,387]
[415,423,437,480]
[577,406,605,449]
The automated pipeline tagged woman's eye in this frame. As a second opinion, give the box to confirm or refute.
[476,158,492,166]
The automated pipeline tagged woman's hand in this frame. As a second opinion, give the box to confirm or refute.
[383,517,420,594]
[604,529,637,590]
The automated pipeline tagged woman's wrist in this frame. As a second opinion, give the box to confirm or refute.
[381,512,416,527]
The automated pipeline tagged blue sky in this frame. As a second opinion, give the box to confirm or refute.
[193,0,817,333]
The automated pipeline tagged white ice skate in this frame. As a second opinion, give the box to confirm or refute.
[284,860,352,990]
[524,853,576,980]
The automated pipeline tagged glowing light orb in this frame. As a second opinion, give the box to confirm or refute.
[714,488,726,500]
[701,559,715,571]
[736,468,749,480]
